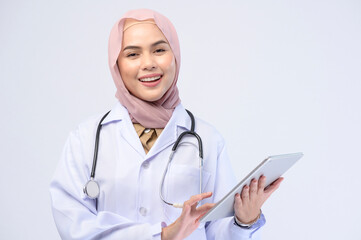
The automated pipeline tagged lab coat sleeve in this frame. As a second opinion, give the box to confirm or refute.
[50,129,163,240]
[205,141,265,240]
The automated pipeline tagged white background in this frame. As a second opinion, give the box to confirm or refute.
[1,0,360,239]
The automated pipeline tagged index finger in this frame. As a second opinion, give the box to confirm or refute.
[264,177,284,195]
[184,192,213,209]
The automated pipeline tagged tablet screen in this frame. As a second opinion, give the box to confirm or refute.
[200,152,303,223]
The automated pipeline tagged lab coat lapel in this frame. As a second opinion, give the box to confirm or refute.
[103,103,192,160]
[103,103,146,158]
[119,119,146,158]
[146,104,191,159]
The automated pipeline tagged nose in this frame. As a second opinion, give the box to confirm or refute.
[141,53,156,71]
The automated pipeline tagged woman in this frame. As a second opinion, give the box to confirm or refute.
[50,9,282,240]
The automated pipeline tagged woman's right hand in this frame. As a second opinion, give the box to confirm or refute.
[161,192,215,240]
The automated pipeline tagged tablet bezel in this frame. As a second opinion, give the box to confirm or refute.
[200,152,303,223]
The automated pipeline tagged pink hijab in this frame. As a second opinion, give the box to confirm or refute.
[108,9,181,128]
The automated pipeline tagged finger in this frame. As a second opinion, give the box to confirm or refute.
[234,193,242,207]
[185,192,213,210]
[189,192,212,204]
[258,175,266,193]
[195,204,216,222]
[264,177,284,195]
[241,185,249,201]
[196,203,215,213]
[195,211,209,223]
[249,179,258,200]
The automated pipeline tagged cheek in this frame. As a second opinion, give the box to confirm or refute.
[161,55,176,79]
[118,60,138,84]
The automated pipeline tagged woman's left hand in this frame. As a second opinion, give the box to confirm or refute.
[234,176,284,224]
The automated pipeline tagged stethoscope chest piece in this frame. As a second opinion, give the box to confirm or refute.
[83,178,100,199]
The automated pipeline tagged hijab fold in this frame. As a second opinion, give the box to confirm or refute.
[108,9,181,128]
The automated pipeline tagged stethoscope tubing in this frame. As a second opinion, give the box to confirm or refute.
[90,110,111,179]
[84,109,204,207]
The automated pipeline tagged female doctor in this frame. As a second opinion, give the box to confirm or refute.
[50,9,283,240]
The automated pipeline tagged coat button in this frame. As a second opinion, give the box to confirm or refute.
[139,207,147,216]
[144,128,151,133]
[142,161,150,169]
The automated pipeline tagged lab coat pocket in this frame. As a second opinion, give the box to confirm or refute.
[166,164,211,206]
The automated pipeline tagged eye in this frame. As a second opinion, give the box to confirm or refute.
[154,48,166,54]
[126,53,138,58]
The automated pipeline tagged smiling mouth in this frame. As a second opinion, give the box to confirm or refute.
[139,75,162,82]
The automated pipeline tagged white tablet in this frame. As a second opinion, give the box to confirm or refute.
[200,152,303,223]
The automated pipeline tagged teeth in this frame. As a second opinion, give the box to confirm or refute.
[139,76,161,82]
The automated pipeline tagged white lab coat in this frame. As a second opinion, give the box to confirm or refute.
[50,102,264,240]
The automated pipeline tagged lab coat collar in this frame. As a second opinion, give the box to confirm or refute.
[101,101,191,129]
[146,103,192,159]
[168,103,191,131]
[100,102,127,125]
[99,102,144,157]
[99,102,192,159]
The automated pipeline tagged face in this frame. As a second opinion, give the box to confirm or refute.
[117,20,176,102]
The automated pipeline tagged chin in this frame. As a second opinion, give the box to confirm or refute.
[138,94,163,102]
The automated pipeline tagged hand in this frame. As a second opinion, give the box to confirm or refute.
[234,176,283,224]
[161,192,215,240]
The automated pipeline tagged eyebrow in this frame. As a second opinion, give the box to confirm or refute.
[122,40,168,51]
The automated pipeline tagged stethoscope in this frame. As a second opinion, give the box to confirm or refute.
[83,110,204,208]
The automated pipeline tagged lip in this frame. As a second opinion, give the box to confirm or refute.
[138,73,163,88]
[138,73,162,80]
